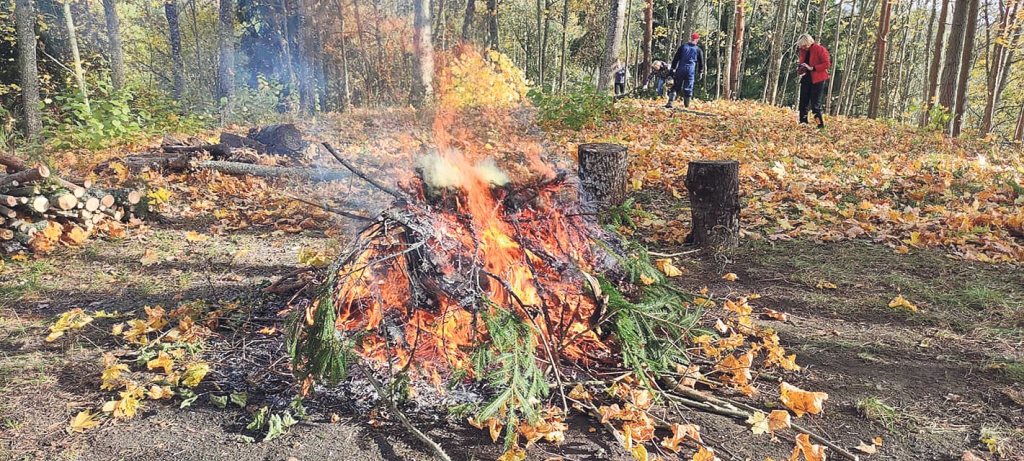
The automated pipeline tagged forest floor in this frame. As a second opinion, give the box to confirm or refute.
[0,100,1022,461]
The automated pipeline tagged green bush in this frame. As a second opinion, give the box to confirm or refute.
[528,86,621,130]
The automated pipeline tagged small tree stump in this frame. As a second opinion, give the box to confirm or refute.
[577,143,628,211]
[684,160,740,248]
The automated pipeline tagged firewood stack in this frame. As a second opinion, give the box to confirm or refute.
[1,154,142,253]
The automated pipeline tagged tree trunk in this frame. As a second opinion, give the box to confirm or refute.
[921,0,948,127]
[825,0,845,112]
[722,1,735,98]
[685,160,740,249]
[62,0,90,114]
[558,0,569,92]
[598,0,627,92]
[729,0,745,99]
[338,0,351,110]
[938,0,968,114]
[979,0,1020,134]
[643,0,652,85]
[15,0,42,138]
[950,0,979,136]
[165,0,186,103]
[247,124,305,155]
[412,0,434,106]
[867,0,894,118]
[577,143,628,211]
[1015,102,1024,141]
[461,0,475,42]
[764,0,790,104]
[218,0,236,114]
[486,0,499,50]
[102,0,126,91]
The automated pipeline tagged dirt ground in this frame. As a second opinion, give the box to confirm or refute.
[1,110,1023,461]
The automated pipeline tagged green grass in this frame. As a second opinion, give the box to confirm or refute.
[0,260,58,308]
[856,396,901,432]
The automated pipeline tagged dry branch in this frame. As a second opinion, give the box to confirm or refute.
[321,143,404,199]
[197,160,350,182]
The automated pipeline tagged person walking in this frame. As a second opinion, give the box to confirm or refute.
[614,61,628,96]
[667,33,704,108]
[796,33,830,128]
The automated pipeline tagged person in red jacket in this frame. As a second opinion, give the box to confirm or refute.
[796,33,830,128]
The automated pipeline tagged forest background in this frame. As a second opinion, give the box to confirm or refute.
[2,0,1024,149]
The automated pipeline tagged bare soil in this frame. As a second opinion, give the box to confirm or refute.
[1,110,1022,461]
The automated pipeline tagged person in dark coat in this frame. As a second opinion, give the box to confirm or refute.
[613,61,628,96]
[667,32,704,108]
[796,33,831,128]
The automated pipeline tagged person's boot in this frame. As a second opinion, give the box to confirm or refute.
[815,114,825,129]
[683,95,691,108]
[665,93,675,108]
[799,111,809,124]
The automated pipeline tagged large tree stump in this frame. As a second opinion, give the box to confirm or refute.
[684,160,740,248]
[577,143,628,211]
[247,124,305,156]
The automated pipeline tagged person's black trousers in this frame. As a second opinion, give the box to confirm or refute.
[799,77,825,126]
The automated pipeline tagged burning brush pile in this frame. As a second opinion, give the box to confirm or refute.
[285,50,821,460]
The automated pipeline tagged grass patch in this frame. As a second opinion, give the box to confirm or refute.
[856,396,901,432]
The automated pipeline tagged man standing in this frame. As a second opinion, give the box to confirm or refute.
[667,33,704,108]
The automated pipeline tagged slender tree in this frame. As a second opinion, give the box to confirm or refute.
[764,0,790,104]
[487,0,499,50]
[921,0,949,127]
[218,0,236,112]
[63,0,91,114]
[598,0,627,91]
[938,0,969,113]
[643,0,653,84]
[729,0,745,99]
[1015,102,1024,141]
[979,0,1021,134]
[558,0,569,92]
[15,0,42,138]
[102,0,126,91]
[462,0,475,42]
[950,0,979,136]
[867,0,894,118]
[412,0,434,105]
[165,0,186,103]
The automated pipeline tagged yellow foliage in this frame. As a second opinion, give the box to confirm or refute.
[46,309,94,342]
[69,410,101,433]
[439,47,528,110]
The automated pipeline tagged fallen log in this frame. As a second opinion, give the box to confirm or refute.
[0,165,50,188]
[219,132,268,153]
[0,205,15,218]
[26,196,50,213]
[48,193,78,211]
[112,189,142,208]
[196,160,350,182]
[0,152,28,172]
[0,194,17,207]
[0,228,13,241]
[162,143,232,160]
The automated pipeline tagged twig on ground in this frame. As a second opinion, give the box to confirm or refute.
[647,249,700,258]
[354,361,452,461]
[321,143,405,200]
[280,193,373,221]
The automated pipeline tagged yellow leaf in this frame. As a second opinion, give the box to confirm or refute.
[655,258,684,277]
[747,411,770,435]
[497,443,526,461]
[146,385,175,400]
[69,410,101,433]
[46,309,94,342]
[140,249,160,266]
[779,382,828,417]
[888,295,918,311]
[815,280,837,289]
[103,383,144,420]
[722,273,738,281]
[100,363,130,391]
[631,443,649,461]
[872,437,883,446]
[691,445,717,461]
[185,231,209,242]
[639,274,657,285]
[181,362,210,387]
[11,254,28,262]
[147,351,175,374]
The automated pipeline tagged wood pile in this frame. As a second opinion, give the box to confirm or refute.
[1,153,141,254]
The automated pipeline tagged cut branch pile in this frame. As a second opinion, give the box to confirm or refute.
[1,153,141,254]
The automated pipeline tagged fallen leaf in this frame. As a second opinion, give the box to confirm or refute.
[655,258,684,277]
[185,231,209,242]
[856,441,877,454]
[789,433,826,461]
[722,273,739,281]
[181,362,210,387]
[140,249,159,266]
[146,351,175,374]
[768,410,792,435]
[68,410,101,433]
[779,382,828,417]
[888,295,918,311]
[747,411,770,435]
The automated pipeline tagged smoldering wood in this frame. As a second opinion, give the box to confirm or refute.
[684,160,740,249]
[577,143,629,212]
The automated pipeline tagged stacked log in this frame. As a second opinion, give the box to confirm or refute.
[0,158,142,253]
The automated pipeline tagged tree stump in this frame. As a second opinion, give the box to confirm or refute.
[247,124,305,156]
[577,143,628,211]
[684,160,740,248]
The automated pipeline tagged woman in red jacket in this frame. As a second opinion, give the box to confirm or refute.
[796,33,830,128]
